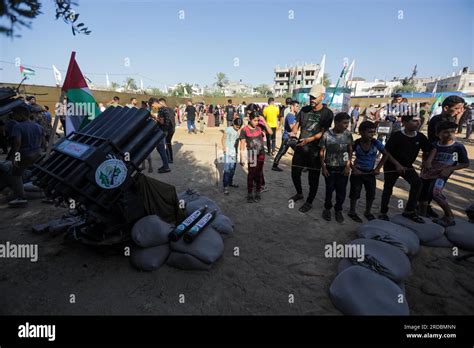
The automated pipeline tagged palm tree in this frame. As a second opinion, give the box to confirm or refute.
[323,73,331,87]
[110,82,119,91]
[216,72,228,89]
[124,77,138,91]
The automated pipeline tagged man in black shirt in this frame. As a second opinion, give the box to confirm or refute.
[428,95,465,143]
[379,115,430,222]
[158,98,176,163]
[225,99,237,127]
[289,84,334,213]
[185,101,197,134]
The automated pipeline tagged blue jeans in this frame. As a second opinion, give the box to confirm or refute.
[187,119,195,132]
[156,137,169,169]
[223,153,237,187]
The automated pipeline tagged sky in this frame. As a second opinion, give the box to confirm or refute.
[0,0,473,89]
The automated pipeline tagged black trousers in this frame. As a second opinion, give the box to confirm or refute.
[291,146,321,204]
[324,166,349,211]
[380,168,422,214]
[166,127,175,162]
[273,137,290,166]
[266,127,277,153]
[349,171,376,201]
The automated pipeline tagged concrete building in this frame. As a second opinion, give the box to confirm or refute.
[274,63,321,97]
[412,77,437,92]
[222,81,256,97]
[425,67,474,95]
[347,79,402,97]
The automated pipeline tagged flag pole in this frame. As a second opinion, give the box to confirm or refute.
[329,67,345,107]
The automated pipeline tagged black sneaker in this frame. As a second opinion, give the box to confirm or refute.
[289,193,304,202]
[158,167,171,173]
[272,166,283,172]
[247,193,254,203]
[254,192,261,202]
[299,202,312,213]
[364,212,376,221]
[348,212,363,223]
[335,211,344,223]
[378,214,390,221]
[402,211,425,224]
[322,209,331,221]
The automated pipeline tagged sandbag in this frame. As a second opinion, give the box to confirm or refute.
[357,220,420,256]
[184,197,221,216]
[178,188,201,204]
[131,215,174,248]
[446,218,474,251]
[329,266,409,315]
[170,226,224,265]
[422,234,454,248]
[130,244,170,271]
[211,214,234,236]
[391,214,444,243]
[167,252,212,271]
[23,182,43,192]
[337,239,411,283]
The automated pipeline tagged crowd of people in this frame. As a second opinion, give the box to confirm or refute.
[220,85,471,227]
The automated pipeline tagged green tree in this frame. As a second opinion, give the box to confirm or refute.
[255,84,272,97]
[323,73,331,87]
[124,77,138,91]
[109,82,119,91]
[216,72,228,89]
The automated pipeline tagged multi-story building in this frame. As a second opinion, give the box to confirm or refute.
[425,67,474,95]
[346,79,402,97]
[274,63,321,97]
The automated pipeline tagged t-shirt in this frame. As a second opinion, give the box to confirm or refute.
[10,120,43,156]
[225,105,236,121]
[239,125,265,157]
[351,108,360,120]
[320,129,353,167]
[384,130,430,170]
[353,138,385,171]
[421,141,469,180]
[283,112,296,140]
[44,111,52,125]
[296,105,334,151]
[263,104,280,128]
[224,127,239,157]
[428,114,456,143]
[185,106,197,121]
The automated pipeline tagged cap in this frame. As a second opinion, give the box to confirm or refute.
[309,84,325,98]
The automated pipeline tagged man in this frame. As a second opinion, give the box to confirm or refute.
[465,103,474,140]
[110,96,121,107]
[149,98,171,173]
[158,98,176,163]
[263,97,280,155]
[428,95,465,143]
[350,104,360,133]
[225,99,237,127]
[126,97,138,108]
[239,101,246,120]
[1,105,44,207]
[184,100,197,134]
[272,100,299,172]
[289,84,334,213]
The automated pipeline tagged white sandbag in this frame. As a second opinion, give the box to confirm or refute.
[446,218,474,251]
[329,266,409,315]
[357,220,420,256]
[422,234,454,248]
[184,196,221,216]
[23,182,43,192]
[211,214,234,236]
[130,244,170,271]
[178,188,201,203]
[337,239,411,283]
[131,215,174,248]
[391,214,444,243]
[167,252,212,271]
[170,226,224,265]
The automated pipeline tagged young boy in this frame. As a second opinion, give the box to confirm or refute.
[221,118,243,195]
[379,115,430,222]
[419,121,469,226]
[320,112,353,223]
[239,111,272,203]
[348,121,391,222]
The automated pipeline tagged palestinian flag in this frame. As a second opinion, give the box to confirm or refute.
[62,51,101,136]
[20,65,35,76]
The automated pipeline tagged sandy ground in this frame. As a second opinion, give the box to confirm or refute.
[0,122,473,315]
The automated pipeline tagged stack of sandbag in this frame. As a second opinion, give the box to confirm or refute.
[130,189,234,271]
[390,214,448,247]
[445,218,474,251]
[130,215,173,271]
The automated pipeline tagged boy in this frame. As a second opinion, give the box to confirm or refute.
[320,112,353,223]
[379,115,430,222]
[348,121,391,222]
[221,118,243,195]
[272,100,299,172]
[239,111,272,203]
[419,121,469,226]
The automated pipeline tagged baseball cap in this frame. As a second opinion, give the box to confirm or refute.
[309,84,325,98]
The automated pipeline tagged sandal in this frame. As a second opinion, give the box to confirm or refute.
[433,218,456,227]
[402,212,425,224]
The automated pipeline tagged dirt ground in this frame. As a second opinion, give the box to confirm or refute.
[1,123,473,315]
